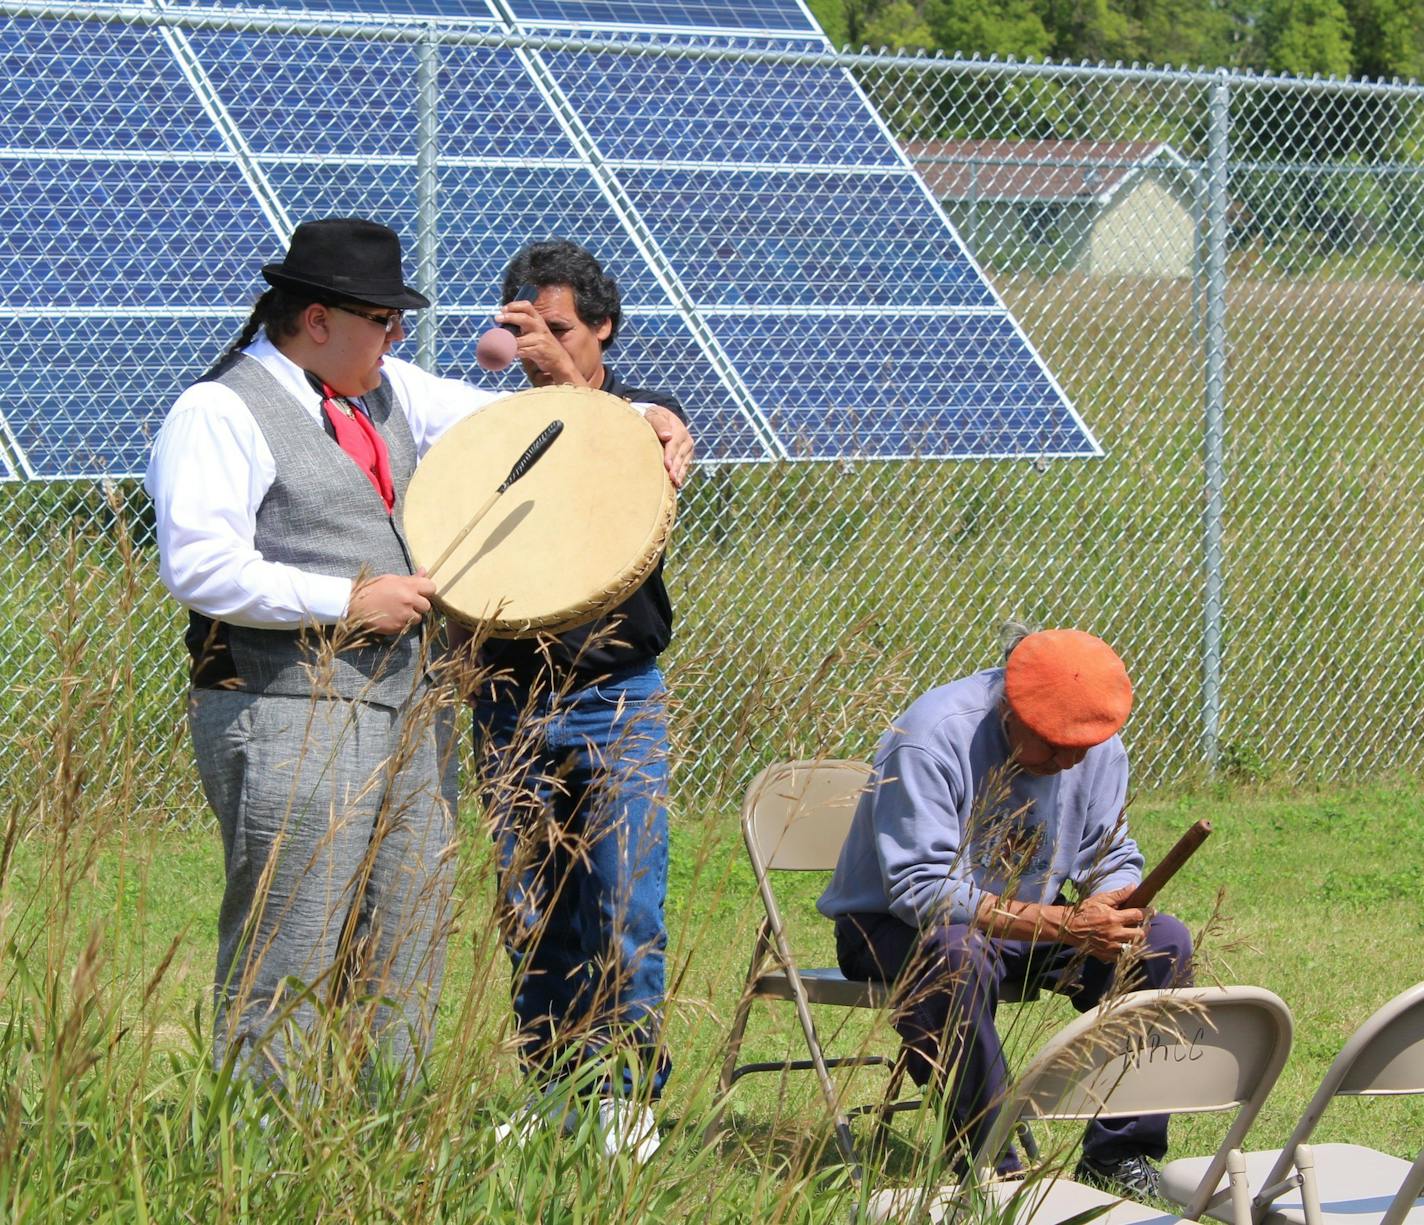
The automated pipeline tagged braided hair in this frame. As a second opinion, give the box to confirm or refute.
[212,287,316,369]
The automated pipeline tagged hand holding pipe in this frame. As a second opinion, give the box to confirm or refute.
[1122,819,1212,910]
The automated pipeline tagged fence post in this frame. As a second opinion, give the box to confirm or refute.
[1201,73,1230,769]
[415,25,439,372]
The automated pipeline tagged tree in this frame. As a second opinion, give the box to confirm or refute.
[860,0,936,50]
[1034,0,1134,61]
[806,0,852,47]
[925,0,1053,58]
[1261,0,1356,74]
[1116,0,1245,67]
[1344,0,1424,79]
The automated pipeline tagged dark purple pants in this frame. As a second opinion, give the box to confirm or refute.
[835,910,1194,1168]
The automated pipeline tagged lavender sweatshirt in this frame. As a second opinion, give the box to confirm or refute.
[817,669,1141,929]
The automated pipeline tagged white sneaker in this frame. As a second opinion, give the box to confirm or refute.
[594,1098,660,1163]
[492,1090,578,1147]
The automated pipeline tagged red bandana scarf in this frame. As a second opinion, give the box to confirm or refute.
[319,382,395,513]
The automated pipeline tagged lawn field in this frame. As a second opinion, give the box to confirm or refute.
[2,266,1423,1220]
[2,768,1420,1221]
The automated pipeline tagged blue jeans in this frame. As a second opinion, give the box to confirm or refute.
[472,662,671,1096]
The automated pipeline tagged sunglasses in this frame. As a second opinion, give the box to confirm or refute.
[332,303,405,335]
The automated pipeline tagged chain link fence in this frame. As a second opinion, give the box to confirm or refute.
[4,4,1424,821]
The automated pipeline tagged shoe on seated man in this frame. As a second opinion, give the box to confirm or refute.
[1074,1152,1164,1199]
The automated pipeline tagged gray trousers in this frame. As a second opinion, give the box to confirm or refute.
[189,687,457,1088]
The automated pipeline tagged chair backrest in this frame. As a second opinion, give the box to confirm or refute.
[1330,981,1424,1097]
[741,759,873,874]
[978,986,1294,1219]
[1255,981,1424,1212]
[1005,986,1293,1123]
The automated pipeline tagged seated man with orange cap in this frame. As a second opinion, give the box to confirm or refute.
[818,624,1193,1197]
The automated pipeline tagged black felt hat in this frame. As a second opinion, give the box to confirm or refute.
[262,218,431,310]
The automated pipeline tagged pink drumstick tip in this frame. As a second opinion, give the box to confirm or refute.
[475,326,518,372]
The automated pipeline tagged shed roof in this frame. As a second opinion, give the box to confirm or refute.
[909,139,1189,205]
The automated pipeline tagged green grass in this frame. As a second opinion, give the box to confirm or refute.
[4,262,1424,1217]
[2,769,1420,1220]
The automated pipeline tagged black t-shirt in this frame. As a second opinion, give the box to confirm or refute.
[477,367,688,687]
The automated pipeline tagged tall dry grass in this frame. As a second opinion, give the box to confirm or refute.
[1,515,1266,1223]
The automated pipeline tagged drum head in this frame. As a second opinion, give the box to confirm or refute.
[404,385,676,638]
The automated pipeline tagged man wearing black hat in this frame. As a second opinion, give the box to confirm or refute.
[146,218,498,1088]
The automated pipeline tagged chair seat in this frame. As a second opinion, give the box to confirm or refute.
[752,967,1043,1009]
[867,1176,1204,1224]
[1162,1145,1424,1225]
[752,967,895,1008]
[989,1177,1204,1224]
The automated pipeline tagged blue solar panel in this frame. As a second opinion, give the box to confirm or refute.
[615,168,998,309]
[188,32,575,161]
[505,0,817,34]
[0,18,227,153]
[441,311,770,458]
[262,162,670,307]
[180,0,502,17]
[706,313,1096,460]
[541,36,894,166]
[0,3,1091,476]
[0,316,237,479]
[0,159,278,308]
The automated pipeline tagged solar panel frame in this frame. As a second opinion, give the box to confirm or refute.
[0,418,19,481]
[0,3,1096,477]
[256,159,678,308]
[536,34,897,167]
[0,155,282,309]
[699,310,1100,461]
[499,0,822,38]
[185,29,579,162]
[518,28,1097,463]
[612,166,1002,310]
[171,0,506,20]
[0,16,230,154]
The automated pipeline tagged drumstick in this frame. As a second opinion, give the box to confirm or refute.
[426,419,564,582]
[1122,819,1212,910]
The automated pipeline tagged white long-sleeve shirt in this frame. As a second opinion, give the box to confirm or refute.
[144,336,498,629]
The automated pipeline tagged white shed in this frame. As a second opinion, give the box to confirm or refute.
[910,139,1198,277]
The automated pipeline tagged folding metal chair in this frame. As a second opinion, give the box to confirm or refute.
[703,758,1041,1178]
[869,986,1296,1224]
[1161,980,1424,1224]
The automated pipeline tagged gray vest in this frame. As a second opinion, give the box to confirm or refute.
[211,355,426,708]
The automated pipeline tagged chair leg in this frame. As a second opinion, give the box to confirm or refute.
[785,976,863,1179]
[702,985,759,1148]
[1016,1120,1040,1164]
[873,1048,909,1146]
[1294,1144,1323,1225]
[1225,1149,1252,1225]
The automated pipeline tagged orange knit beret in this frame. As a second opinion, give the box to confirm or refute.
[1003,629,1133,749]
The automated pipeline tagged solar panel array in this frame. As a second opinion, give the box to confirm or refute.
[0,0,1094,480]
